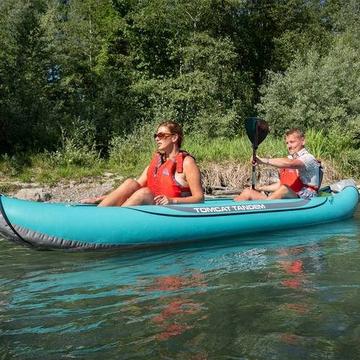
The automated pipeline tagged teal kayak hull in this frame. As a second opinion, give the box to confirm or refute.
[0,186,358,250]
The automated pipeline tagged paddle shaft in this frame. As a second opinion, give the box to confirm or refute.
[251,148,257,189]
[245,117,269,190]
[251,122,259,189]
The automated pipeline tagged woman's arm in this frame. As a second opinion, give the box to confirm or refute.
[136,166,149,187]
[174,156,204,204]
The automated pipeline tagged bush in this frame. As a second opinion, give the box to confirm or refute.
[108,121,155,176]
[50,138,101,168]
[49,122,101,168]
[0,153,31,176]
[258,36,360,142]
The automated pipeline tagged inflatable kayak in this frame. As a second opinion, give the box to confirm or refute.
[0,186,358,250]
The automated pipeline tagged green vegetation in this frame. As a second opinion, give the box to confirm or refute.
[0,0,359,183]
[0,128,358,185]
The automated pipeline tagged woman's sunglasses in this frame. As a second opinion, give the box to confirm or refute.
[153,132,174,140]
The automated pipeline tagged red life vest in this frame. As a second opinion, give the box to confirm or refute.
[279,168,319,193]
[146,151,192,198]
[279,168,304,193]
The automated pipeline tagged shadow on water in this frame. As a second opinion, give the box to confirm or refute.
[1,216,359,282]
[1,216,359,299]
[0,210,359,359]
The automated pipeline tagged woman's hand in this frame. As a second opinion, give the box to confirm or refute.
[154,195,173,205]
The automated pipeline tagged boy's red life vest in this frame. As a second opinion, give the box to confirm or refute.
[279,168,304,193]
[146,151,192,198]
[279,168,319,193]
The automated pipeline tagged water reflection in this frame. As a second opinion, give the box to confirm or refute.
[147,274,206,341]
[0,214,359,359]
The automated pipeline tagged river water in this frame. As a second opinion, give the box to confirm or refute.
[1,208,360,360]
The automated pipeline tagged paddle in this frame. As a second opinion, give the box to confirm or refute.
[245,117,270,189]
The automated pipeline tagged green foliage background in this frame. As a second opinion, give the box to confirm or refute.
[0,0,359,179]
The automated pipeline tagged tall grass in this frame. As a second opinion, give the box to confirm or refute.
[186,134,284,163]
[0,135,105,184]
[0,127,358,184]
[107,126,358,179]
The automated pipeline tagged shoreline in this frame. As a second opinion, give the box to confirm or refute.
[1,165,359,202]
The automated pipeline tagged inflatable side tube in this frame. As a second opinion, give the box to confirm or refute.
[0,195,34,247]
[0,195,117,250]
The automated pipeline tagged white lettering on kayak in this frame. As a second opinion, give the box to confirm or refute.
[231,204,266,211]
[193,204,266,213]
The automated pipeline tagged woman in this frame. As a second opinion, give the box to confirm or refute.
[84,121,204,206]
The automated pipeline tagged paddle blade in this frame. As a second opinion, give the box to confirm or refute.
[245,117,269,148]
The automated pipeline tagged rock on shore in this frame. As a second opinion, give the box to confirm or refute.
[4,175,122,203]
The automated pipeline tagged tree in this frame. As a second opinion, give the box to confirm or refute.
[130,32,253,136]
[258,33,360,143]
[41,0,136,148]
[0,0,52,152]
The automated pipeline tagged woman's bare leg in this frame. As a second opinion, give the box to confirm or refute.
[98,179,141,207]
[122,187,154,206]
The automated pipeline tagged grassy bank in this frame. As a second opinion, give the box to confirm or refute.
[0,128,359,187]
